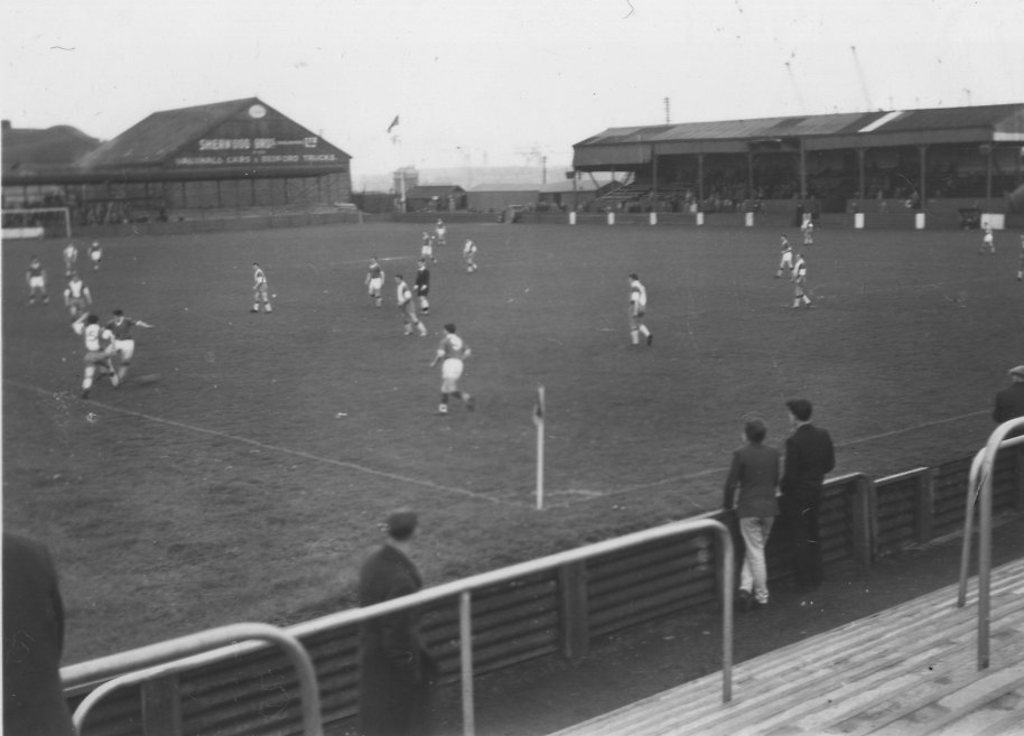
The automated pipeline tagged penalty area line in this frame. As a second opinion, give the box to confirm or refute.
[6,380,520,508]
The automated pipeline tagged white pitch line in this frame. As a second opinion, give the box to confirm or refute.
[6,380,521,508]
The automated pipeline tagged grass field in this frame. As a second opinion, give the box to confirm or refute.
[2,220,1020,663]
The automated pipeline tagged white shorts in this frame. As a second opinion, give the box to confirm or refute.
[113,339,136,362]
[28,276,45,289]
[368,277,383,293]
[441,358,464,391]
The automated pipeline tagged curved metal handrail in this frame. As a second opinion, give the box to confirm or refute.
[956,417,1024,670]
[67,623,322,736]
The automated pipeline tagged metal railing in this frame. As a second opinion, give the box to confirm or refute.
[63,518,733,736]
[64,622,323,736]
[956,417,1024,670]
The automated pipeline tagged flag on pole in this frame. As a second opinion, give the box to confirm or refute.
[533,385,545,426]
[386,115,400,134]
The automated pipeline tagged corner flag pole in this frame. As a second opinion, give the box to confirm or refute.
[534,385,545,510]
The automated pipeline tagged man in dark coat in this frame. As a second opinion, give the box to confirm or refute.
[358,509,436,736]
[3,533,76,736]
[993,365,1024,427]
[779,399,836,591]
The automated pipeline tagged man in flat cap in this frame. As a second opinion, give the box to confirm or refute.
[993,366,1024,431]
[357,509,436,736]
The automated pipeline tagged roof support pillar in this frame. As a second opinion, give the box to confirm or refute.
[857,148,866,200]
[918,145,927,208]
[799,139,807,201]
[651,145,658,209]
[747,151,754,200]
[697,154,705,205]
[985,144,993,206]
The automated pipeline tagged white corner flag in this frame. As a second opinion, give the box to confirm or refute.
[534,385,545,510]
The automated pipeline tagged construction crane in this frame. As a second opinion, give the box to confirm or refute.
[850,46,875,110]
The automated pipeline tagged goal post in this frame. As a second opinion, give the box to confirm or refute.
[2,207,72,240]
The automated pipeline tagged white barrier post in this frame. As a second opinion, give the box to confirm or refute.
[649,212,657,226]
[696,212,704,226]
[915,212,926,230]
[568,211,576,226]
[744,212,754,227]
[854,212,865,229]
[607,212,615,226]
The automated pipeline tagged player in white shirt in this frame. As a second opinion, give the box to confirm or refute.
[365,257,385,307]
[62,242,79,277]
[435,219,447,247]
[26,257,49,305]
[429,323,475,413]
[980,223,995,254]
[791,253,812,308]
[463,238,478,272]
[395,274,427,336]
[628,273,653,346]
[64,274,92,317]
[420,232,437,264]
[775,236,794,278]
[71,312,117,398]
[106,309,153,384]
[801,217,814,245]
[87,241,103,270]
[251,263,273,313]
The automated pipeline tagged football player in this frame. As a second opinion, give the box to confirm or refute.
[395,274,427,336]
[63,274,92,317]
[366,257,385,307]
[26,256,49,305]
[429,323,474,413]
[251,263,273,313]
[628,273,653,346]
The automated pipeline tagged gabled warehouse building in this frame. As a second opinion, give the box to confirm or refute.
[2,97,352,225]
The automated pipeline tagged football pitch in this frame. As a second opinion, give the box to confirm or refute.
[2,220,1019,662]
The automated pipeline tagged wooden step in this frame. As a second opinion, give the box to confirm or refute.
[547,559,1024,736]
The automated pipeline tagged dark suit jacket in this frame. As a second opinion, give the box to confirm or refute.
[358,544,434,736]
[780,423,836,500]
[3,533,75,736]
[993,383,1024,425]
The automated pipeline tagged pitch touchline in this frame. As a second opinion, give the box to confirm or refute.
[618,409,991,493]
[8,380,519,508]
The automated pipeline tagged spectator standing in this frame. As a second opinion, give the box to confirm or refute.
[723,417,781,611]
[3,533,76,736]
[779,398,835,591]
[993,365,1024,426]
[358,509,436,736]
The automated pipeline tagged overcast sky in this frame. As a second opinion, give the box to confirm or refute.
[3,0,1022,187]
